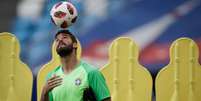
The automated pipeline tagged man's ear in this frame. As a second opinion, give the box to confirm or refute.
[73,43,77,49]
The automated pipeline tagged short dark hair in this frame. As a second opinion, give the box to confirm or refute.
[55,30,77,43]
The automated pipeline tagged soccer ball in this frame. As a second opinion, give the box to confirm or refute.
[50,1,78,28]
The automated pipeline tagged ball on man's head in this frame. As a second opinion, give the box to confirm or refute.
[50,1,78,29]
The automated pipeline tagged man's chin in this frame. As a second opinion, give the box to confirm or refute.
[56,48,73,57]
[57,52,72,57]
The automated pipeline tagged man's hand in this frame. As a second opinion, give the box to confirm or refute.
[45,75,62,92]
[40,75,62,101]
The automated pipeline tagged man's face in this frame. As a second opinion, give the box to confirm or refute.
[55,33,76,57]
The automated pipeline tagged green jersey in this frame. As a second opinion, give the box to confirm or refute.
[46,60,110,101]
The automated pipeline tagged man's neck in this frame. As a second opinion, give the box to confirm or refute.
[60,53,78,74]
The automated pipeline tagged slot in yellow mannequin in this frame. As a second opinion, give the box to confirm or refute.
[37,40,81,101]
[0,32,33,101]
[156,38,201,101]
[101,37,153,101]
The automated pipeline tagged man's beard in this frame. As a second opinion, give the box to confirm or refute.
[56,43,74,58]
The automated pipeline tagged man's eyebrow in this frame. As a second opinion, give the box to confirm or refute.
[62,34,69,36]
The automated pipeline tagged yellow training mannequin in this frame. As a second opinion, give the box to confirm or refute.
[101,37,153,101]
[0,32,33,101]
[156,38,201,101]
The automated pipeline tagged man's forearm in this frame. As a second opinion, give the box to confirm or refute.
[41,93,49,101]
[40,88,49,101]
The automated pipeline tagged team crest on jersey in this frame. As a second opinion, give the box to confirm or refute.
[75,78,82,86]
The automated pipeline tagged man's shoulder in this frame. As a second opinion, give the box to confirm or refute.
[81,60,99,74]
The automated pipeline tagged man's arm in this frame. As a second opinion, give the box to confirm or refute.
[40,75,62,101]
[40,87,50,101]
[88,69,111,101]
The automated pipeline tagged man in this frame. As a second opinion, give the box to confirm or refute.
[40,30,111,101]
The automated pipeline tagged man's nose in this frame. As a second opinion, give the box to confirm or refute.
[58,38,63,42]
[58,39,66,45]
[58,38,64,43]
[58,40,63,45]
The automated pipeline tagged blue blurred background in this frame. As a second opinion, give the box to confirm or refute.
[0,0,201,100]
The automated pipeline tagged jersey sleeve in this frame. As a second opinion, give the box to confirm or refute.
[88,69,111,101]
[48,92,54,101]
